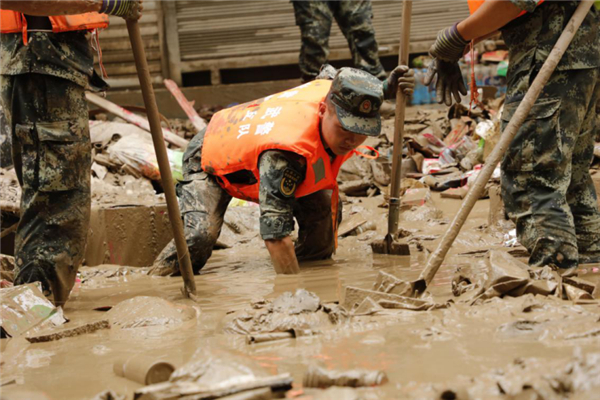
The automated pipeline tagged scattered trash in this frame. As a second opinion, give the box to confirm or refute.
[452,250,597,304]
[113,354,175,385]
[26,320,110,343]
[222,289,344,339]
[134,347,293,399]
[0,283,66,338]
[303,364,388,388]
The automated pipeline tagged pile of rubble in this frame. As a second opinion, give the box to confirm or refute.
[338,100,504,204]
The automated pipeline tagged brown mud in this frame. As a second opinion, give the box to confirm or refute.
[1,194,600,399]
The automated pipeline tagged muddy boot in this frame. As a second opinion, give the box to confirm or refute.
[14,261,53,298]
[148,258,180,277]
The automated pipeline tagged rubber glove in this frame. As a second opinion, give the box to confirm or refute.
[382,66,415,99]
[100,0,142,20]
[424,23,469,106]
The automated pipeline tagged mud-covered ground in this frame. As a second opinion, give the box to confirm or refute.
[2,191,599,400]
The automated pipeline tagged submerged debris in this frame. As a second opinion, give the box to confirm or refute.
[452,250,597,304]
[135,347,292,399]
[303,364,388,388]
[222,289,348,341]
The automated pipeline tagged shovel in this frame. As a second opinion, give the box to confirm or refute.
[387,0,595,297]
[126,19,197,297]
[371,0,412,256]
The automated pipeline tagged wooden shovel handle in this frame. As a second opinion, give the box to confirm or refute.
[126,19,197,296]
[388,0,412,236]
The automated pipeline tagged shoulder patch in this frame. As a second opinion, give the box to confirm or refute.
[280,168,301,197]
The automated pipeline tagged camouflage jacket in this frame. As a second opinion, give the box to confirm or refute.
[502,1,600,75]
[0,30,107,90]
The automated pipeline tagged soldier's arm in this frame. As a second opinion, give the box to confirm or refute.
[0,1,102,15]
[258,150,307,275]
[456,0,535,41]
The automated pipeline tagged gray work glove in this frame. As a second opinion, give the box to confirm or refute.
[100,0,143,20]
[382,66,415,99]
[425,23,469,106]
[424,59,468,106]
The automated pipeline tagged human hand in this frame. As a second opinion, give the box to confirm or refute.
[382,65,415,99]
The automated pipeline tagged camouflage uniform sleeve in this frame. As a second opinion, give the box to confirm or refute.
[508,0,540,13]
[258,150,307,240]
[315,64,338,80]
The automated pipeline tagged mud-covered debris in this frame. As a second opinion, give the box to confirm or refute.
[246,331,294,344]
[563,284,594,302]
[303,364,387,388]
[373,271,413,295]
[0,283,66,337]
[452,250,597,304]
[321,303,349,325]
[114,354,175,385]
[79,265,149,285]
[343,287,446,312]
[352,297,383,316]
[223,290,342,337]
[26,320,109,343]
[271,289,320,314]
[407,352,600,399]
[135,347,292,399]
[563,276,596,295]
[107,296,196,329]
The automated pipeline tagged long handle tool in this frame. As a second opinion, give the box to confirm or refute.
[126,19,197,297]
[371,0,412,256]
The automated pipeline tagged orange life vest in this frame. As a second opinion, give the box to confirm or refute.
[201,80,355,244]
[468,0,544,17]
[0,10,108,44]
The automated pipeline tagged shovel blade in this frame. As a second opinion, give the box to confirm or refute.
[370,235,410,255]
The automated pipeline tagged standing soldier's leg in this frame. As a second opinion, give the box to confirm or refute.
[501,69,598,269]
[294,190,341,261]
[567,70,600,262]
[292,0,334,82]
[151,131,231,276]
[6,74,91,306]
[334,0,386,80]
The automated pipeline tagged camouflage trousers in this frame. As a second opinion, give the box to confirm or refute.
[151,135,339,276]
[501,68,600,268]
[0,73,91,305]
[292,0,385,82]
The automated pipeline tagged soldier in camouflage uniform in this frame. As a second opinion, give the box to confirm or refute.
[151,65,414,276]
[425,0,600,269]
[292,0,386,83]
[0,1,141,305]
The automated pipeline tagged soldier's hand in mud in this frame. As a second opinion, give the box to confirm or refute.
[382,66,415,99]
[424,58,467,106]
[265,237,300,275]
[100,0,143,20]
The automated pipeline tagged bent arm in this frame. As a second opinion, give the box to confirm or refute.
[0,1,102,16]
[265,237,300,274]
[457,1,524,41]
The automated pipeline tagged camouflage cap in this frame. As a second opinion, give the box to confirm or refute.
[329,67,383,137]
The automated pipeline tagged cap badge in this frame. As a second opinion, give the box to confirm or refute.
[360,99,372,114]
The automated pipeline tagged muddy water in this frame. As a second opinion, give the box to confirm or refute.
[2,194,600,399]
